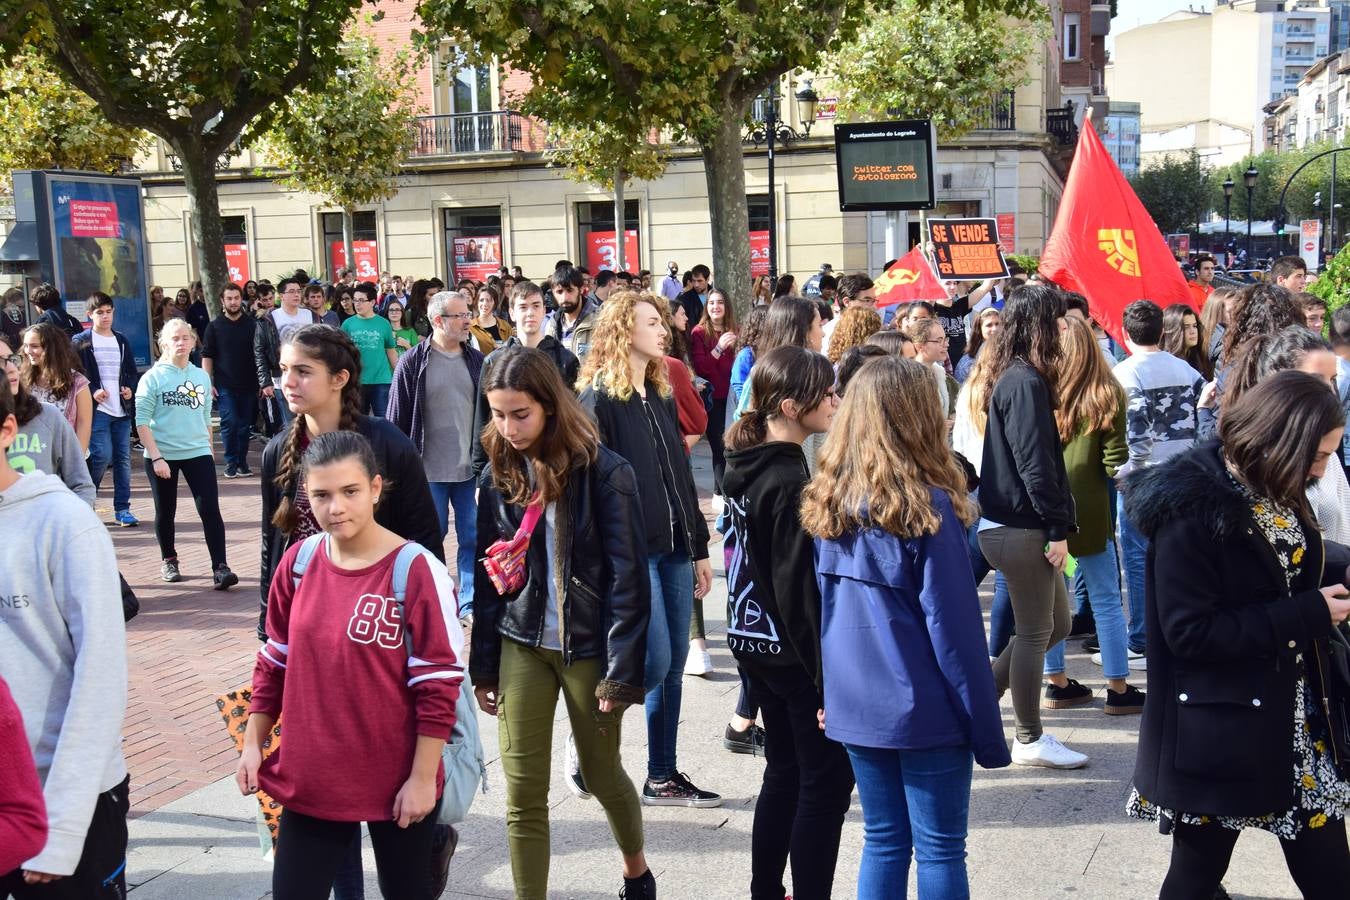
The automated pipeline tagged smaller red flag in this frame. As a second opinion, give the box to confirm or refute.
[874,247,947,307]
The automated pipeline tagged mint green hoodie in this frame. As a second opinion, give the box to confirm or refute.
[134,360,213,460]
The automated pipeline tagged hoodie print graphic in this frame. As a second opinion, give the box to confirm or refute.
[722,494,782,656]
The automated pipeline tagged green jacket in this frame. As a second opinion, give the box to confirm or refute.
[1063,384,1128,557]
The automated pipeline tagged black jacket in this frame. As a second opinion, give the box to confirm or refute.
[1126,441,1350,818]
[676,288,704,327]
[470,336,580,477]
[722,441,823,688]
[38,306,84,338]
[979,360,1076,540]
[472,448,650,704]
[256,415,444,639]
[71,329,140,416]
[580,382,710,561]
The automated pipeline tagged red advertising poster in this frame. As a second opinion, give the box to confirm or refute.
[330,240,380,280]
[225,244,251,285]
[815,97,838,121]
[996,213,1016,254]
[1166,233,1191,260]
[453,235,503,282]
[749,231,770,277]
[68,200,121,238]
[586,230,639,272]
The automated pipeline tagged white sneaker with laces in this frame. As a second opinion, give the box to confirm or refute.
[1091,650,1145,669]
[565,734,592,800]
[685,648,714,676]
[1011,733,1089,769]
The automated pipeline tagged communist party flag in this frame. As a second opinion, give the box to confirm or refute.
[874,247,947,307]
[1038,117,1193,347]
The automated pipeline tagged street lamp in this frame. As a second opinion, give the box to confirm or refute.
[749,79,818,284]
[1223,178,1234,263]
[1244,165,1259,261]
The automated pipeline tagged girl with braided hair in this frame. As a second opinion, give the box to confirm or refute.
[255,324,448,897]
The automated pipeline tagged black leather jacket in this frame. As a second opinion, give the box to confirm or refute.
[471,447,650,704]
[256,415,444,639]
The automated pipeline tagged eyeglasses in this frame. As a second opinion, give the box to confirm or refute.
[441,312,472,320]
[4,354,20,368]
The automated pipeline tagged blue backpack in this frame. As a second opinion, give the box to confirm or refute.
[290,533,488,825]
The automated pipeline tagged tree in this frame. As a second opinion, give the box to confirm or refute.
[0,46,149,182]
[1130,150,1211,236]
[415,0,1041,314]
[0,0,369,316]
[828,0,1048,140]
[255,30,419,280]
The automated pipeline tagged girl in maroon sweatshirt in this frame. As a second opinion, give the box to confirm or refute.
[237,430,464,900]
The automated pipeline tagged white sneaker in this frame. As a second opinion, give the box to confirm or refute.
[1091,649,1146,669]
[1011,733,1089,769]
[685,648,714,677]
[712,493,725,516]
[564,734,592,800]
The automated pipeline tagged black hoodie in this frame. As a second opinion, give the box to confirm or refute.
[721,440,823,688]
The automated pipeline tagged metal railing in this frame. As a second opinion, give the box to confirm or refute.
[1046,106,1078,146]
[970,90,1017,131]
[408,111,535,157]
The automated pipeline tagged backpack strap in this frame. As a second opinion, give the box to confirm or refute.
[290,533,328,591]
[390,541,424,605]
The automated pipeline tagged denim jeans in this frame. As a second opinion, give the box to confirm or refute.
[87,410,132,513]
[966,522,1012,657]
[215,387,257,469]
[361,382,390,418]
[845,743,974,900]
[644,551,694,781]
[1044,541,1131,679]
[1117,491,1148,655]
[428,478,477,616]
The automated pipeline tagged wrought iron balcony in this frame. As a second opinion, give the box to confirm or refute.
[408,110,539,157]
[970,90,1017,131]
[1046,105,1079,146]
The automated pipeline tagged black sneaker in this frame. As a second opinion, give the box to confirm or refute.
[621,869,656,900]
[723,723,765,756]
[1104,684,1146,716]
[565,734,592,800]
[641,772,722,808]
[1043,678,1095,709]
[1068,609,1096,637]
[1080,634,1100,654]
[213,565,239,591]
[236,466,254,477]
[161,558,181,583]
[223,465,238,479]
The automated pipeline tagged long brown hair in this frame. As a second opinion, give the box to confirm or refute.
[696,287,739,338]
[20,322,84,401]
[1162,303,1213,380]
[1221,370,1345,521]
[826,307,881,363]
[980,284,1065,411]
[482,346,598,505]
[1054,316,1122,445]
[576,290,671,400]
[801,356,976,539]
[725,346,835,451]
[271,325,364,533]
[1222,283,1301,367]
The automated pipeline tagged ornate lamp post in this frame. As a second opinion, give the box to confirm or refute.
[1244,165,1259,260]
[750,79,818,283]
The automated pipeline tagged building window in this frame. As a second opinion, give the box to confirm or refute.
[577,200,640,273]
[1063,14,1081,61]
[321,210,378,280]
[443,206,504,283]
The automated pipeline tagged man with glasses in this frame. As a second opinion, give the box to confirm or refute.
[342,282,399,418]
[253,277,315,428]
[387,290,483,624]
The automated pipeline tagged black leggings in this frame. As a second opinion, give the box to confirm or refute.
[1160,817,1350,900]
[272,807,440,900]
[144,455,227,569]
[707,396,728,494]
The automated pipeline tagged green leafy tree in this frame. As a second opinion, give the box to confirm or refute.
[1308,242,1350,320]
[255,31,418,279]
[415,0,1041,314]
[0,0,369,315]
[1130,150,1211,236]
[828,0,1048,139]
[0,46,149,183]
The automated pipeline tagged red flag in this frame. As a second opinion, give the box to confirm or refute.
[1039,119,1195,347]
[874,247,947,307]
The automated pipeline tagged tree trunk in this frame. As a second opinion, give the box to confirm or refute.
[342,206,355,282]
[700,107,753,320]
[178,140,227,319]
[613,162,626,273]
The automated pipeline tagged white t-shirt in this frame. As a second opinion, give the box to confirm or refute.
[270,307,315,387]
[90,332,123,417]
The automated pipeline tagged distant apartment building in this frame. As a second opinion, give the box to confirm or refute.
[1101,101,1142,177]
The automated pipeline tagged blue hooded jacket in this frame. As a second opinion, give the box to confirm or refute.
[815,487,1010,769]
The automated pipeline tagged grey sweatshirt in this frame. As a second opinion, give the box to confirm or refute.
[6,403,96,506]
[0,472,127,875]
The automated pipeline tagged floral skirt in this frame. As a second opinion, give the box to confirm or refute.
[1127,675,1350,839]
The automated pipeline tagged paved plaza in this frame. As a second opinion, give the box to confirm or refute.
[105,441,1301,899]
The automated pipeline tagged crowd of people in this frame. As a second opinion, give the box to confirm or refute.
[4,247,1350,900]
